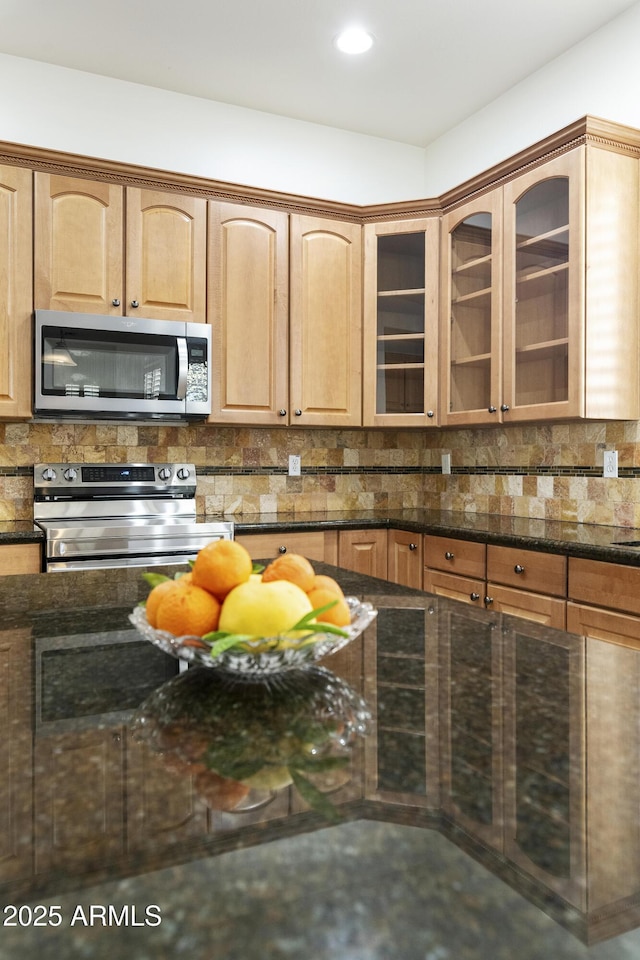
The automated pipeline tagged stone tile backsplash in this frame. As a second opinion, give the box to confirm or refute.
[3,420,640,527]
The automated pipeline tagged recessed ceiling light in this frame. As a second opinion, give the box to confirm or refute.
[334,26,375,55]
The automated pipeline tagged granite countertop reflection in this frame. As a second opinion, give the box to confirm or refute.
[11,509,640,564]
[2,563,640,959]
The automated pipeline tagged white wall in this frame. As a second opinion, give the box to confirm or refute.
[0,53,426,206]
[422,0,640,195]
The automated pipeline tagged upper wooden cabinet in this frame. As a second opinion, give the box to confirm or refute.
[34,174,207,322]
[363,218,440,426]
[208,202,289,423]
[289,214,362,427]
[209,206,362,426]
[441,145,639,424]
[0,164,33,419]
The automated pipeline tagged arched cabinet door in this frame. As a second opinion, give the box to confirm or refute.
[126,188,206,323]
[34,173,123,315]
[440,191,502,427]
[289,214,362,427]
[208,202,289,424]
[0,165,32,417]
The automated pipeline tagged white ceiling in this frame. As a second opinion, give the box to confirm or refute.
[0,0,638,147]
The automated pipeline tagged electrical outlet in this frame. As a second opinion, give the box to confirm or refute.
[441,453,451,475]
[288,454,301,477]
[603,450,618,478]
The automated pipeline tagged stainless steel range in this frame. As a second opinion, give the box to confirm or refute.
[34,462,233,571]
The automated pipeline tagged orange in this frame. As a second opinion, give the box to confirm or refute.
[191,539,253,601]
[155,582,221,637]
[262,553,316,592]
[310,573,344,599]
[145,578,183,628]
[306,587,351,627]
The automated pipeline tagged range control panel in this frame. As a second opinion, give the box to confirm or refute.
[33,462,196,498]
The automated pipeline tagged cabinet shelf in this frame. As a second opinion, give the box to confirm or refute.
[451,286,492,305]
[451,353,491,367]
[377,362,426,371]
[453,253,492,275]
[378,288,425,299]
[516,261,568,286]
[515,339,569,361]
[516,224,569,251]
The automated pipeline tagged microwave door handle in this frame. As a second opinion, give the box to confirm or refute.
[176,338,188,399]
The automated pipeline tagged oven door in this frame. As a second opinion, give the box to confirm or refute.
[34,310,211,420]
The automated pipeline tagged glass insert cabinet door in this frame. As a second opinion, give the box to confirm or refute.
[363,219,439,426]
[441,192,503,426]
[503,150,584,421]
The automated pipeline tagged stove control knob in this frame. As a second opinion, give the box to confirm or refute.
[177,467,190,481]
[63,468,77,482]
[41,468,57,482]
[158,467,172,481]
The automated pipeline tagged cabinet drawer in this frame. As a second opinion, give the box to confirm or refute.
[423,569,485,607]
[568,558,640,617]
[487,545,566,597]
[235,531,337,564]
[424,535,486,578]
[486,584,566,630]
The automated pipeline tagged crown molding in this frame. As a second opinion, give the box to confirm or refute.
[1,116,639,222]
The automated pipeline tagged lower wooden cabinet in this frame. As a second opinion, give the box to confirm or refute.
[484,583,566,630]
[338,529,388,579]
[0,543,42,576]
[569,558,640,619]
[387,529,423,589]
[423,569,485,606]
[567,602,640,646]
[235,530,338,564]
[0,628,33,885]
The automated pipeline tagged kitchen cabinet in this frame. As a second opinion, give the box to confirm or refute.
[208,205,361,426]
[439,600,503,847]
[34,174,207,322]
[235,530,338,565]
[441,145,639,424]
[423,534,486,607]
[568,557,640,620]
[485,545,567,630]
[208,202,289,423]
[337,529,388,580]
[34,727,126,873]
[0,628,33,884]
[0,544,42,576]
[289,214,362,426]
[364,601,439,807]
[363,218,440,426]
[387,529,423,589]
[0,164,33,419]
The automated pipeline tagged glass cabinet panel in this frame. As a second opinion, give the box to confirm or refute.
[374,233,426,415]
[448,212,495,415]
[513,178,570,407]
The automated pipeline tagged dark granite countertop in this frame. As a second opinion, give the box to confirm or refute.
[2,563,640,958]
[9,509,640,565]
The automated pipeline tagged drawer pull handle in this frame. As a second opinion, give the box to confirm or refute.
[484,596,494,606]
[409,543,417,551]
[445,551,454,561]
[278,409,287,417]
[278,545,287,554]
[470,592,480,602]
[514,564,525,574]
[488,405,497,413]
[500,403,510,412]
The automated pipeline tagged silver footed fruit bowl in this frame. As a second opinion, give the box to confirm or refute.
[128,596,377,682]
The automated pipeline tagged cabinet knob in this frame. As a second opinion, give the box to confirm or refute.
[278,545,287,554]
[488,405,497,414]
[514,563,525,574]
[501,403,510,412]
[470,592,480,602]
[409,543,417,551]
[111,298,121,306]
[484,596,494,606]
[294,409,302,417]
[427,410,434,418]
[445,551,454,561]
[131,300,139,308]
[278,409,287,417]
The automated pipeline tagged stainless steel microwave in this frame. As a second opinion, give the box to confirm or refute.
[34,310,211,421]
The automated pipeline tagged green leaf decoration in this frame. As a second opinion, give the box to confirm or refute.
[142,572,171,588]
[252,562,265,574]
[207,633,256,658]
[288,755,349,774]
[290,769,343,824]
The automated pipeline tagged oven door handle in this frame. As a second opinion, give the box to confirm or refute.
[176,338,188,400]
